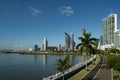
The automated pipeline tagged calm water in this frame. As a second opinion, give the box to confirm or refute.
[0,53,83,80]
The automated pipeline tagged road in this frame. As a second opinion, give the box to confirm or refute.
[81,56,112,80]
[93,56,112,80]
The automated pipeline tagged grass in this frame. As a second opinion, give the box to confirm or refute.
[67,55,100,80]
[113,69,118,76]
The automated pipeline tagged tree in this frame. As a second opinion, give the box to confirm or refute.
[106,55,120,77]
[55,56,71,80]
[106,55,117,68]
[76,31,97,68]
[95,49,104,55]
[108,48,119,54]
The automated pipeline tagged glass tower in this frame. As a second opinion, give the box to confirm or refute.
[65,32,70,50]
[70,33,74,51]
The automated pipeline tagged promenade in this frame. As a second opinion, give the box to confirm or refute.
[93,56,112,80]
[82,56,112,80]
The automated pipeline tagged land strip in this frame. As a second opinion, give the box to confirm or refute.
[68,55,100,80]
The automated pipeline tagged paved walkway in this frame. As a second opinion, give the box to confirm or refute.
[93,56,112,80]
[82,56,112,80]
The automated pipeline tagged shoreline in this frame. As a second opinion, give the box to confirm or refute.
[0,51,81,55]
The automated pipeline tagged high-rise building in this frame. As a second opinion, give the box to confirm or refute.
[102,13,117,45]
[65,32,75,51]
[99,13,119,50]
[58,43,61,51]
[70,33,74,51]
[44,38,48,51]
[65,32,70,50]
[41,44,44,51]
[34,45,39,51]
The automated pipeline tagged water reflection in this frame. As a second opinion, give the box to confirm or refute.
[34,55,38,62]
[42,55,47,66]
[40,55,82,67]
[69,55,73,64]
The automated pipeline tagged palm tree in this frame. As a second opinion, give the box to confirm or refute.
[76,31,97,68]
[55,56,71,80]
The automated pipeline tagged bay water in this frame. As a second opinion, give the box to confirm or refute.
[0,53,83,80]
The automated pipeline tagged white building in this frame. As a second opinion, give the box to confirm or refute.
[58,43,61,51]
[100,13,118,50]
[41,44,44,51]
[44,38,48,51]
[102,13,117,45]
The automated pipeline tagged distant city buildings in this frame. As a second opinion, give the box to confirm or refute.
[35,38,59,52]
[41,38,57,51]
[99,13,120,50]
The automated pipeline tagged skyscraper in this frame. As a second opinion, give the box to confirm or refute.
[41,44,44,51]
[65,32,70,50]
[70,33,74,51]
[65,32,75,51]
[102,13,117,45]
[99,13,118,50]
[58,43,61,51]
[44,38,48,51]
[34,45,39,51]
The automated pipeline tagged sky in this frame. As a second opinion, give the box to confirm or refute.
[0,0,120,50]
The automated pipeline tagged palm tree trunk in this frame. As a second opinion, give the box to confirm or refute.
[85,55,87,70]
[92,55,94,64]
[62,72,64,80]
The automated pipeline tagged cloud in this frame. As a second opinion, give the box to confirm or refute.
[59,6,74,16]
[29,6,43,16]
[14,44,24,48]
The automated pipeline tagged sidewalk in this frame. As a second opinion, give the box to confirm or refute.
[68,55,100,80]
[93,56,112,80]
[82,56,112,80]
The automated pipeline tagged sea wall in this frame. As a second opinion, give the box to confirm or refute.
[43,55,97,80]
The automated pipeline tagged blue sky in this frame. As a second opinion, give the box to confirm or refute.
[0,0,120,50]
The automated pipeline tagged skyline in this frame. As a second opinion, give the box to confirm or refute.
[0,0,120,50]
